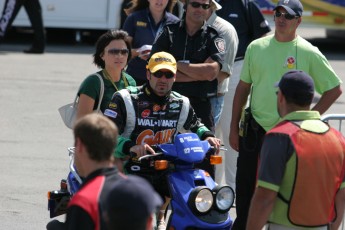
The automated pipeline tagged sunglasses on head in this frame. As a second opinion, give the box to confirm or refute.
[275,11,298,20]
[189,2,210,10]
[152,71,175,79]
[108,48,129,55]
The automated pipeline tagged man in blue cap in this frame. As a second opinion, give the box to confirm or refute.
[246,70,345,230]
[103,175,163,230]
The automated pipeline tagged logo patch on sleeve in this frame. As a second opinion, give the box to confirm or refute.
[214,38,226,53]
[104,109,117,118]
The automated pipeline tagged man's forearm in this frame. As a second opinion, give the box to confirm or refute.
[217,71,230,88]
[177,61,219,81]
[331,188,345,230]
[246,187,276,230]
[175,70,195,82]
[312,85,342,114]
[230,81,251,130]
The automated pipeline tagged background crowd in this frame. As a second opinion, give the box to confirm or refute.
[46,0,344,229]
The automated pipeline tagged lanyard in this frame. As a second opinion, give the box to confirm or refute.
[102,69,129,91]
[147,10,165,39]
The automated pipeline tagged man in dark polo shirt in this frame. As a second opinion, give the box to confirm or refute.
[150,0,225,179]
[150,0,225,133]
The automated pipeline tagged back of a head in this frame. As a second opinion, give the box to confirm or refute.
[278,70,315,107]
[104,175,163,230]
[73,114,118,162]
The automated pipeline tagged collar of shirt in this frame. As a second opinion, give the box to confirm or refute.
[282,110,321,121]
[206,11,217,25]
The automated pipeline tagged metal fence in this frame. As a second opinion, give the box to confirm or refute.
[322,114,345,230]
[321,114,345,135]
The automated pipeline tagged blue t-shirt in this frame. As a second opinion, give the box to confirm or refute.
[123,9,179,83]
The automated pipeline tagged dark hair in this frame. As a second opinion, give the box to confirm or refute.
[281,90,313,107]
[93,30,132,69]
[106,217,146,230]
[125,0,177,15]
[74,114,118,162]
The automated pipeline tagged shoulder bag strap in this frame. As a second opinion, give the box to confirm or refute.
[118,89,136,138]
[95,73,105,112]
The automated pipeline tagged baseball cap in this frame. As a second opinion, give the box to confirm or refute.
[147,51,177,74]
[276,70,314,104]
[105,175,163,226]
[274,0,303,17]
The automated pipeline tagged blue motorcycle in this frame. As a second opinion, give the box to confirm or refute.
[48,133,235,230]
[47,147,81,218]
[131,133,235,230]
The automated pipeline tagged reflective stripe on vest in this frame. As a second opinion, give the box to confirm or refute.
[176,95,190,133]
[268,121,345,227]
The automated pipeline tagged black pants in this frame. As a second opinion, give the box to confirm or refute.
[232,118,266,230]
[0,0,45,49]
[46,220,65,230]
[189,97,215,179]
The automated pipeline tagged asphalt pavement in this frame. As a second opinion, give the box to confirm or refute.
[0,27,344,229]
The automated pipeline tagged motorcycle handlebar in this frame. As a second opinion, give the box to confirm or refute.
[138,152,163,161]
[129,144,227,162]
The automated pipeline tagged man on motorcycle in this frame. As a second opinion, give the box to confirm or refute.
[104,51,221,229]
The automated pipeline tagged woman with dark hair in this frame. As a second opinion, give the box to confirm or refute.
[122,0,179,85]
[76,29,136,120]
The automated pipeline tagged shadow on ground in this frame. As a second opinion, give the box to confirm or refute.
[1,27,344,56]
[0,27,103,54]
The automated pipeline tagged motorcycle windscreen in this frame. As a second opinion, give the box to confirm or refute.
[173,133,210,163]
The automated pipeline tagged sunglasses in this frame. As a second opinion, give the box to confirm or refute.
[108,48,129,55]
[152,71,175,79]
[275,11,299,20]
[189,2,210,10]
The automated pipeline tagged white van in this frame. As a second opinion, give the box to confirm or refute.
[0,0,124,41]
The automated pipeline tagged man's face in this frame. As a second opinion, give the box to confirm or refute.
[274,7,301,35]
[74,139,85,177]
[73,138,87,177]
[186,0,210,24]
[147,69,176,96]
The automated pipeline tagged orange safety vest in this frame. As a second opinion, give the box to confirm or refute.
[268,121,345,227]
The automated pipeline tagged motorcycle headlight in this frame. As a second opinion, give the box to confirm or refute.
[188,186,213,214]
[213,185,235,212]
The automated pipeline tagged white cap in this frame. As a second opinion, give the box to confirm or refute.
[212,0,222,10]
